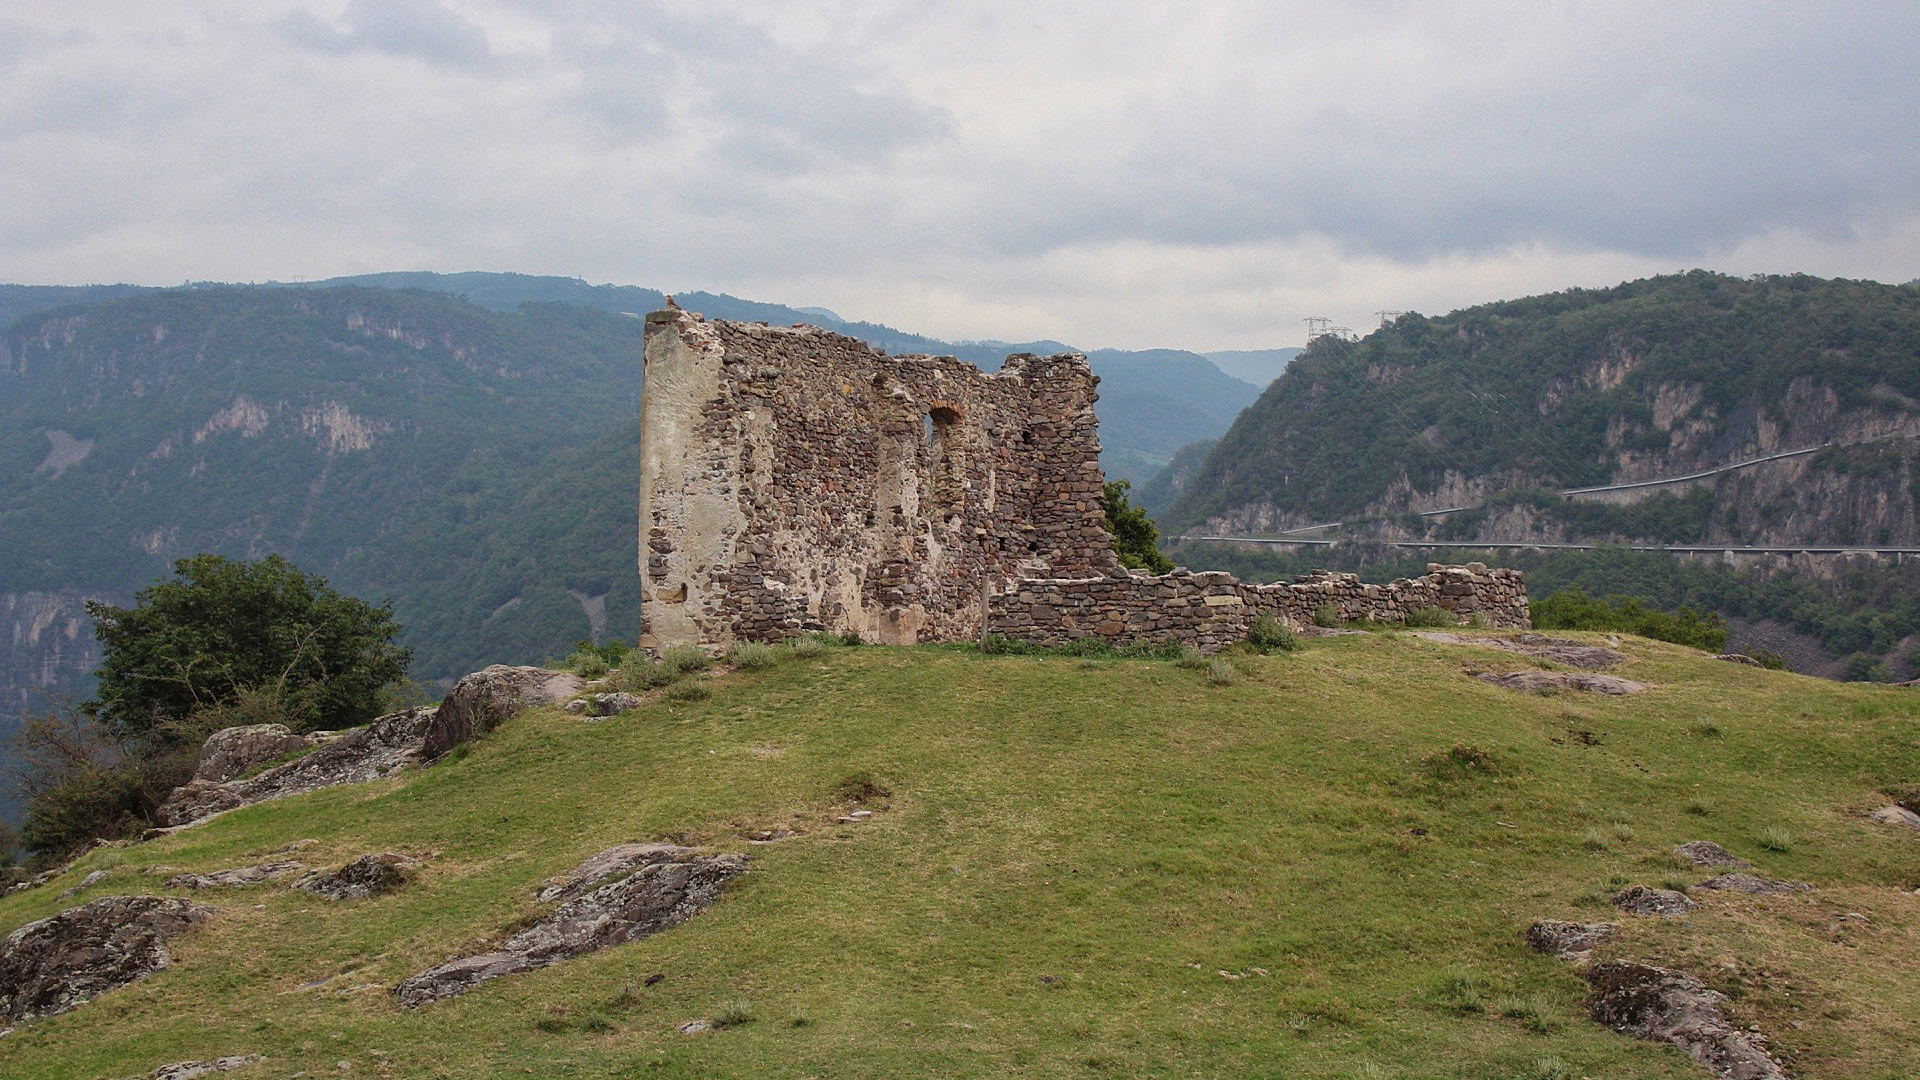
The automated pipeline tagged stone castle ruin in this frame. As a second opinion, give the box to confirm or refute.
[637,306,1528,651]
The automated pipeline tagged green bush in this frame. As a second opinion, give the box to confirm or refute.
[727,642,777,670]
[664,681,711,703]
[1404,606,1454,628]
[1530,588,1728,651]
[711,998,754,1029]
[1174,646,1208,669]
[562,649,610,678]
[789,636,826,659]
[615,654,678,690]
[1207,658,1237,686]
[662,645,712,673]
[1314,604,1340,628]
[1246,614,1300,653]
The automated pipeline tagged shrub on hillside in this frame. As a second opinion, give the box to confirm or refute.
[1246,614,1299,653]
[1404,606,1455,628]
[1530,588,1728,651]
[728,642,777,670]
[662,645,711,673]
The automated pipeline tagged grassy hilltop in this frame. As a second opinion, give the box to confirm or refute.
[2,634,1918,1079]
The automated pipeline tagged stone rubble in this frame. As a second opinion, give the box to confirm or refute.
[121,1056,264,1080]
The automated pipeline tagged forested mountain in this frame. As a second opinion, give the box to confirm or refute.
[1167,272,1920,546]
[0,281,1264,817]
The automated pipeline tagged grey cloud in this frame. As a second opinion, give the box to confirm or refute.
[547,5,947,168]
[279,0,492,67]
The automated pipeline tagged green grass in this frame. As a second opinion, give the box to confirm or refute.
[4,633,1919,1078]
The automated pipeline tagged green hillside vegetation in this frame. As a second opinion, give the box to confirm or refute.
[1167,272,1920,532]
[296,273,1260,483]
[1169,541,1920,681]
[3,637,1917,1078]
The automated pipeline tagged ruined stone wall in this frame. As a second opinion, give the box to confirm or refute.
[987,563,1529,652]
[639,307,1116,648]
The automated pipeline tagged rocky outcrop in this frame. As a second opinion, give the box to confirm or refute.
[293,853,417,900]
[121,1056,263,1080]
[1869,804,1920,829]
[155,706,438,828]
[165,862,305,890]
[1476,670,1648,695]
[395,845,748,1007]
[1585,960,1787,1079]
[1525,920,1616,961]
[1697,873,1811,895]
[0,896,216,1022]
[193,724,311,783]
[565,692,644,718]
[423,666,583,759]
[1416,631,1624,669]
[1674,841,1750,869]
[1613,885,1697,917]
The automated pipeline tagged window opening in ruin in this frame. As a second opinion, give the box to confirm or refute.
[927,406,964,515]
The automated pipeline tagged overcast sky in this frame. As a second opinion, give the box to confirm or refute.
[3,2,1915,349]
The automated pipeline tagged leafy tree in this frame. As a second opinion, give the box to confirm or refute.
[1103,480,1174,573]
[86,554,412,744]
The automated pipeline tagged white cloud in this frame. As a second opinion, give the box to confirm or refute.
[1,1,1914,348]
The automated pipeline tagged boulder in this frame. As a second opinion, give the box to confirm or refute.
[1869,804,1920,829]
[424,665,584,759]
[193,724,310,784]
[1585,960,1786,1079]
[1713,653,1764,666]
[293,853,417,900]
[1697,873,1810,895]
[1674,840,1750,869]
[0,895,216,1022]
[1525,920,1616,960]
[1613,885,1697,917]
[396,845,747,1007]
[155,706,438,828]
[166,861,305,890]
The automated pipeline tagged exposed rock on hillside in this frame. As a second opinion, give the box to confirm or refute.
[193,723,311,783]
[165,862,305,890]
[0,896,216,1022]
[424,666,584,759]
[1697,874,1811,895]
[1525,920,1616,961]
[1415,632,1624,669]
[294,854,417,901]
[396,845,748,1007]
[120,1055,263,1080]
[1475,670,1648,695]
[1585,960,1786,1079]
[1613,885,1697,917]
[155,706,438,827]
[1674,841,1750,869]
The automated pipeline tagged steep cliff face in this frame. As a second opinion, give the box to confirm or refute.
[1169,273,1920,548]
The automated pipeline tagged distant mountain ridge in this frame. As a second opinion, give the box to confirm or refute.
[1167,271,1920,550]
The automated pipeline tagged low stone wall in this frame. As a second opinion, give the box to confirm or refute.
[988,563,1529,652]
